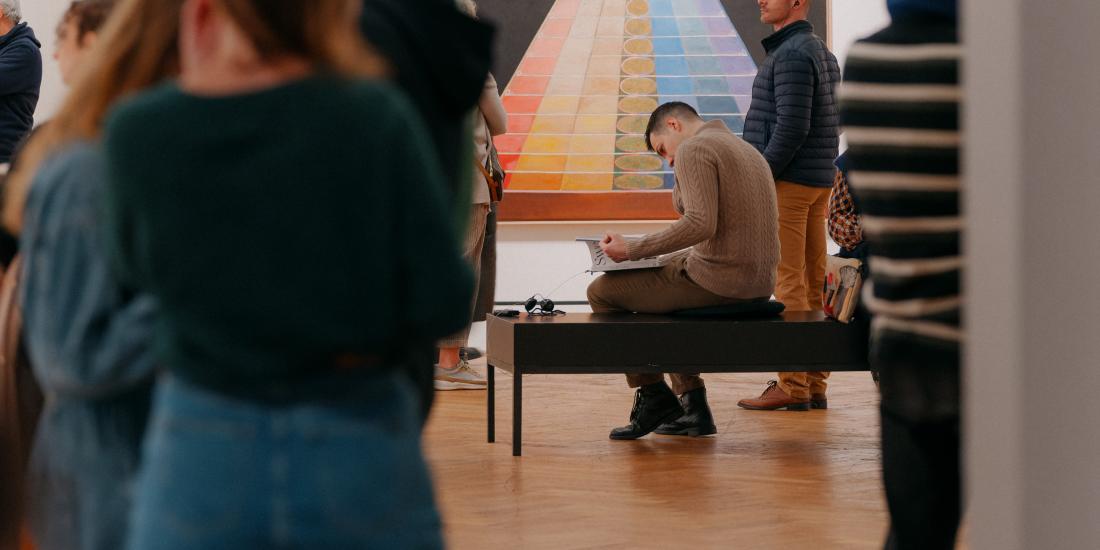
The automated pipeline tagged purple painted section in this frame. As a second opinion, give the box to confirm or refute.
[681,0,703,16]
[718,55,757,75]
[734,94,753,113]
[695,0,726,16]
[706,17,736,35]
[727,76,755,96]
[711,36,748,55]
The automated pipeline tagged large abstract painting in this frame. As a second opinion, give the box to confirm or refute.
[481,0,828,221]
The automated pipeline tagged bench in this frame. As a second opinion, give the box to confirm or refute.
[485,310,869,456]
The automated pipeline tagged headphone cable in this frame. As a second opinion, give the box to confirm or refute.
[544,270,592,300]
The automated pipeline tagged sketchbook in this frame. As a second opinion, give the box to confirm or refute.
[576,237,671,272]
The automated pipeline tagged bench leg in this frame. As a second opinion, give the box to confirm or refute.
[513,368,522,457]
[487,364,495,443]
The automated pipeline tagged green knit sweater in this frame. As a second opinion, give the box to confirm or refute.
[103,76,473,399]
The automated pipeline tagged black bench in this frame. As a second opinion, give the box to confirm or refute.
[485,310,869,456]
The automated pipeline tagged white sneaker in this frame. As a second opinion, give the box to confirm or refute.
[434,361,487,391]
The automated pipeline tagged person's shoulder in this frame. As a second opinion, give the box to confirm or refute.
[780,31,826,60]
[39,141,103,183]
[857,16,958,46]
[105,82,187,142]
[340,78,420,122]
[680,130,727,161]
[331,78,431,149]
[27,141,105,210]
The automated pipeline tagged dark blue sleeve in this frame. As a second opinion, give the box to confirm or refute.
[19,144,158,399]
[763,51,815,178]
[0,42,42,96]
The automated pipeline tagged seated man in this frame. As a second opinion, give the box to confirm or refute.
[590,102,780,440]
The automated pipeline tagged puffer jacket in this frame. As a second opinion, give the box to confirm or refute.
[743,20,840,188]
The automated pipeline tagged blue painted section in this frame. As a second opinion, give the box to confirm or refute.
[648,0,675,16]
[718,115,746,132]
[680,37,714,55]
[654,56,691,76]
[657,95,701,111]
[650,37,685,55]
[693,77,730,95]
[651,18,680,36]
[697,96,740,115]
[663,172,677,189]
[687,57,723,75]
[675,18,708,36]
[656,77,694,95]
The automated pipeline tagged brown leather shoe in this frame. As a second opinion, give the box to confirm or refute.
[811,393,828,409]
[737,380,811,411]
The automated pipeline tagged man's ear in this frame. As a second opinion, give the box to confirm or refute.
[665,117,681,133]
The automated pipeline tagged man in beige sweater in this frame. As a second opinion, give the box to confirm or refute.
[590,102,780,440]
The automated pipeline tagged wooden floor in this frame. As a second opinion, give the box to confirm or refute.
[423,364,891,549]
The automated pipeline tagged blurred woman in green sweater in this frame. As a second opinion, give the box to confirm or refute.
[102,0,472,547]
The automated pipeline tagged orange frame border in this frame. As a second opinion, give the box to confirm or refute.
[497,191,679,222]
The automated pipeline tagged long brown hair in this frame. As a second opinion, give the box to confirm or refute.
[216,0,383,77]
[2,0,183,232]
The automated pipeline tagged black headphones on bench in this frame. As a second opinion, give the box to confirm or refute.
[524,294,564,316]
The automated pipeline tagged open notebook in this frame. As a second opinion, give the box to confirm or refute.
[576,237,672,272]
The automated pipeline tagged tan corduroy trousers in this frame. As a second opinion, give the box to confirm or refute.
[773,181,832,399]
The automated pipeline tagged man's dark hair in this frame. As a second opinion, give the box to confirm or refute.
[644,102,700,152]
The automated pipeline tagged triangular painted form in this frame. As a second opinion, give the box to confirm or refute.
[495,0,758,193]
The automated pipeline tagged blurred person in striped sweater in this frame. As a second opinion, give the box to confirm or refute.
[839,0,962,549]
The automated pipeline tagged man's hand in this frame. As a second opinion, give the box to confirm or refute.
[599,233,629,263]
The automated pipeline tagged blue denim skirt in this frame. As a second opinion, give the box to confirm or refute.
[127,371,443,550]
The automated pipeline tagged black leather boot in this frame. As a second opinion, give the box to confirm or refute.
[609,382,685,440]
[655,387,718,437]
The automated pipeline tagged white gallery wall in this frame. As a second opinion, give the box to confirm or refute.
[20,1,67,124]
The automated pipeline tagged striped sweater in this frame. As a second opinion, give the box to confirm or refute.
[839,13,961,366]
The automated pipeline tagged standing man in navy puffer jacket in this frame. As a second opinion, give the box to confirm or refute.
[738,0,841,412]
[0,0,41,166]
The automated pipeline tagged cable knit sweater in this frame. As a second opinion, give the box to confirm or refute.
[626,120,780,299]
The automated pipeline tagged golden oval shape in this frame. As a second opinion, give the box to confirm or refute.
[624,18,652,36]
[626,0,649,16]
[621,57,655,76]
[619,96,659,114]
[620,77,657,95]
[617,116,649,134]
[615,174,666,190]
[616,135,649,153]
[616,154,664,172]
[623,38,653,56]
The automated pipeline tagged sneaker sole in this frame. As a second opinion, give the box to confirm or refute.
[434,379,487,391]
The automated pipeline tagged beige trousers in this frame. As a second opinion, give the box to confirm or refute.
[586,255,752,395]
[439,204,490,349]
[773,181,831,399]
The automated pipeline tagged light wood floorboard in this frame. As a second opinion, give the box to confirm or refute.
[424,367,901,549]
